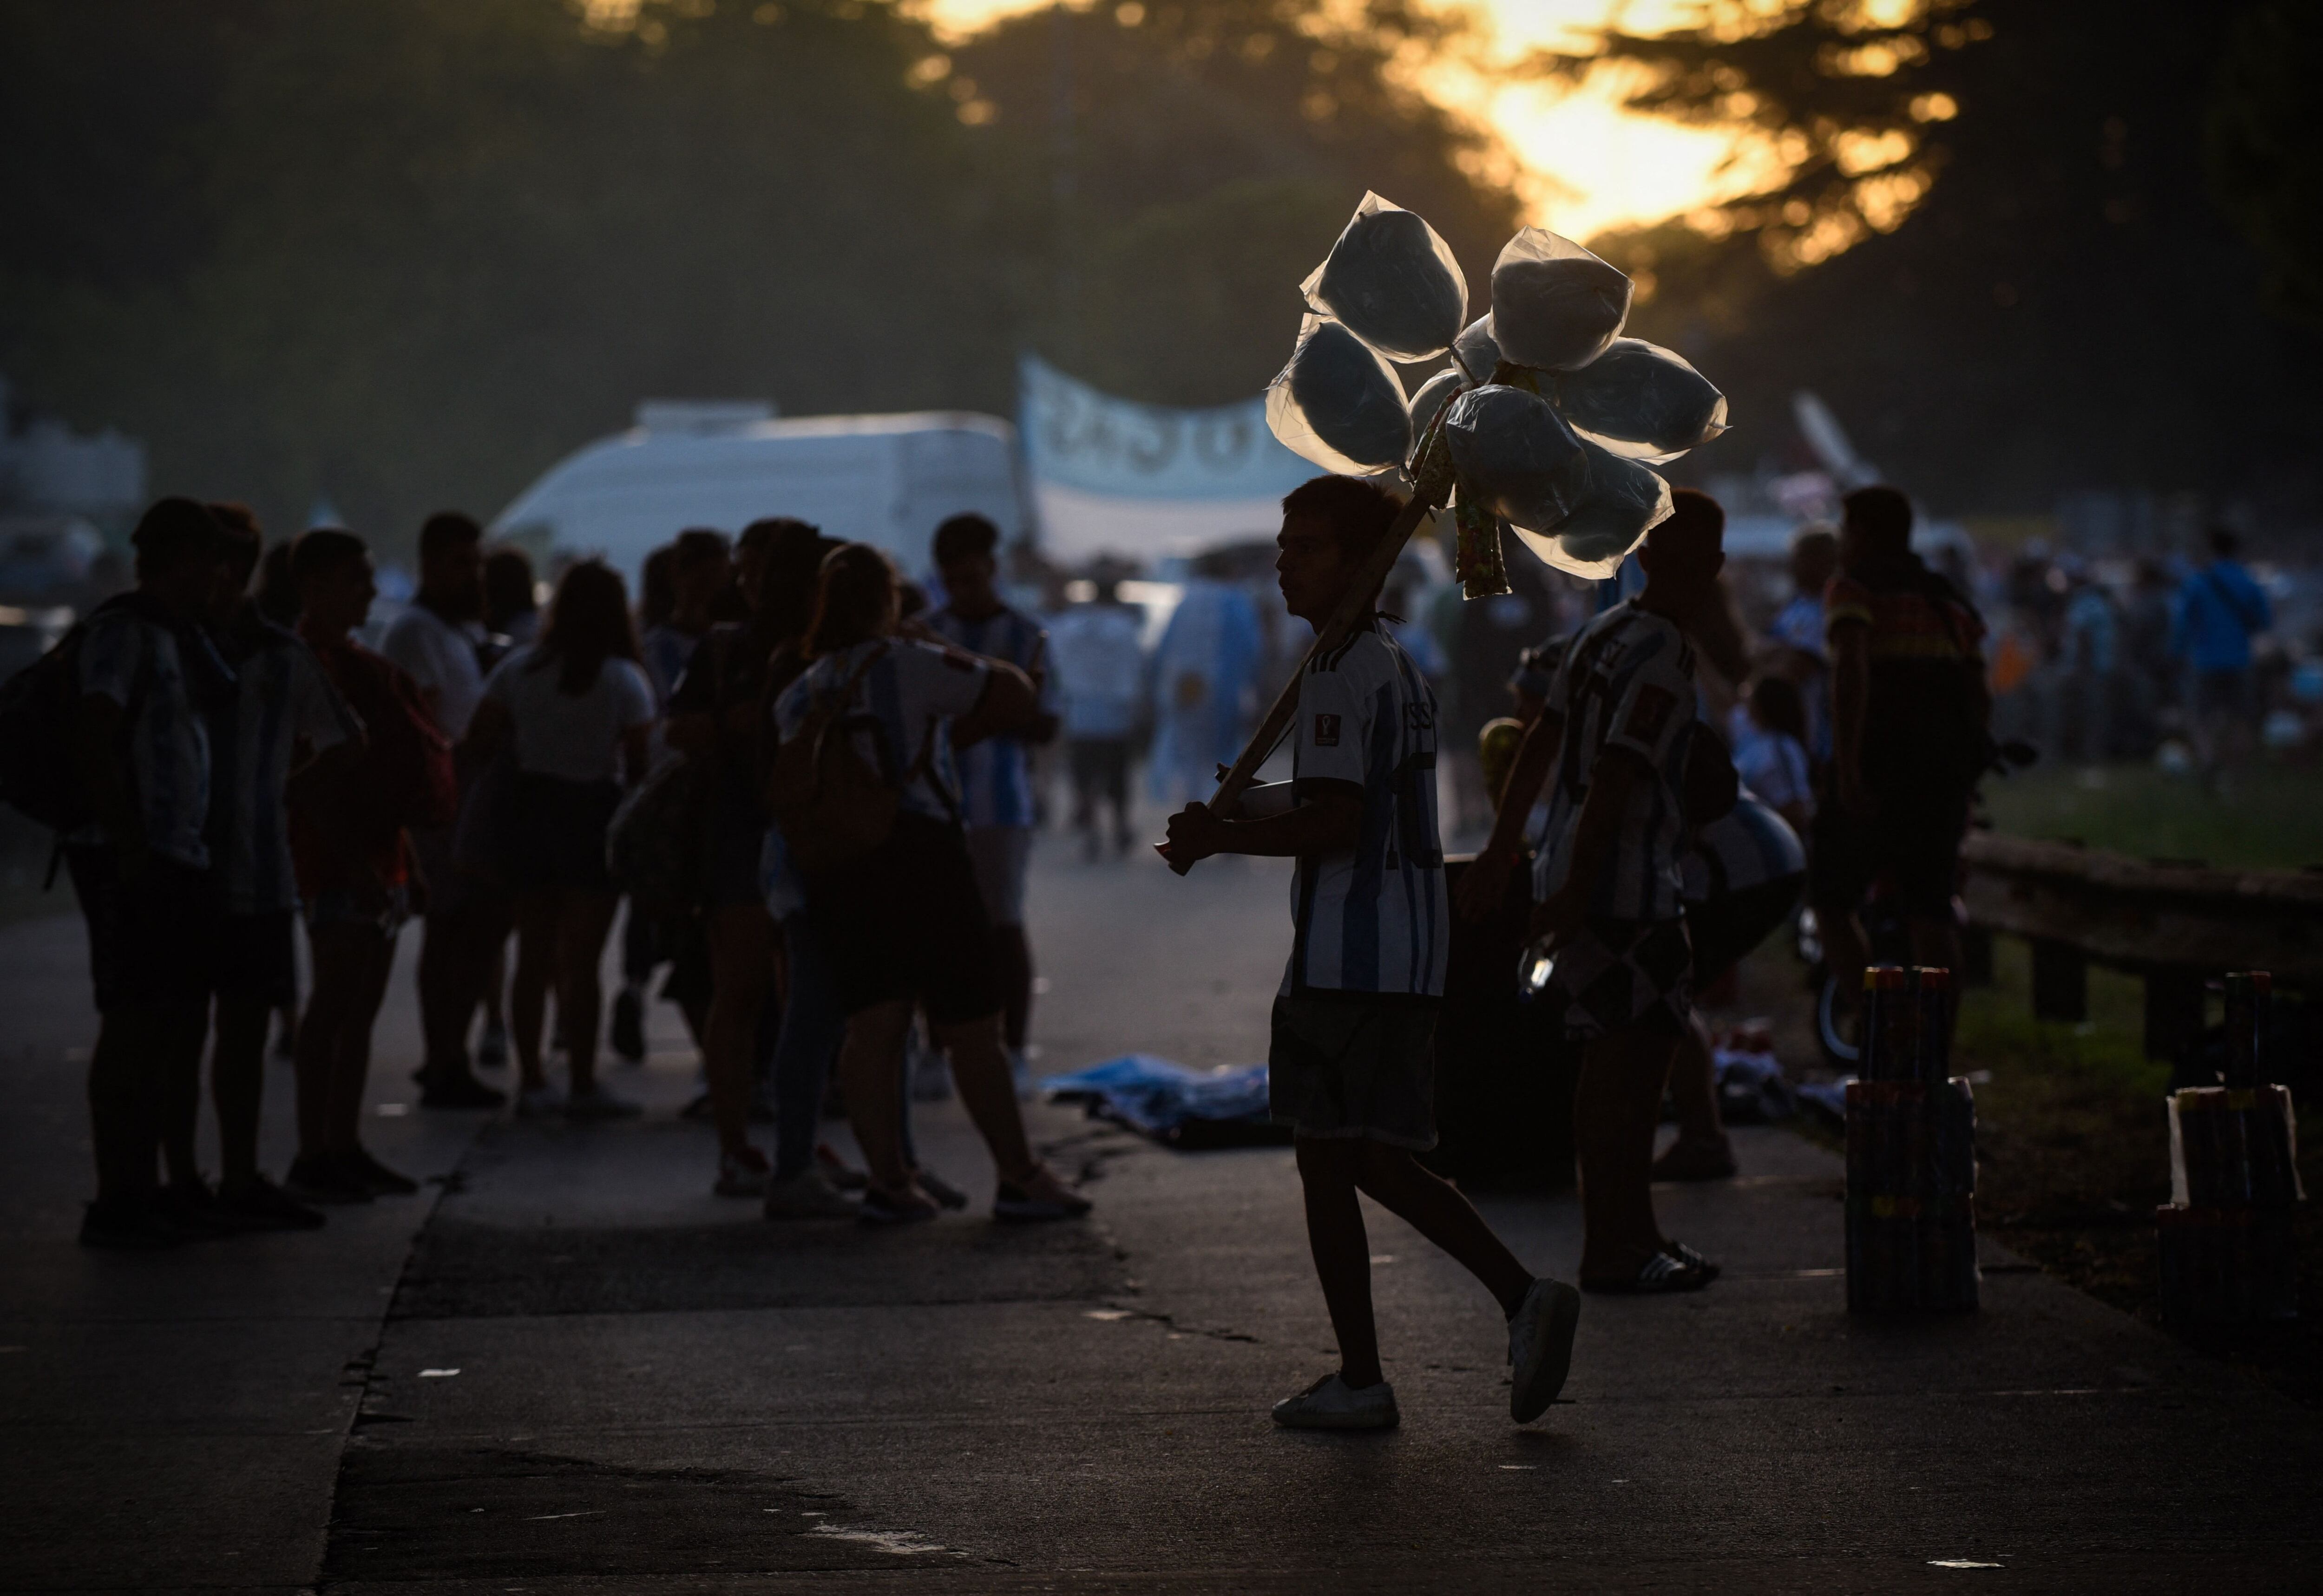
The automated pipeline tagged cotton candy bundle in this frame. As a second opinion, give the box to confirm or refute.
[1508,440,1675,580]
[1265,315,1413,474]
[1440,384,1590,536]
[1406,367,1465,441]
[1301,192,1469,364]
[1489,228,1632,372]
[1547,338,1728,462]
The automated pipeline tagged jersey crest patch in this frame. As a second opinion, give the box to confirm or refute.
[1625,684,1677,743]
[1313,712,1341,747]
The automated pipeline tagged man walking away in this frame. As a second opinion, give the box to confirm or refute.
[926,514,1053,1097]
[381,510,503,1109]
[1165,475,1580,1432]
[1049,575,1145,860]
[193,505,359,1229]
[1458,491,1735,1293]
[2172,527,2271,774]
[66,498,235,1248]
[1811,486,1990,1020]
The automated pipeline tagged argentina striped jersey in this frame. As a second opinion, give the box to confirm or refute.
[1533,600,1699,922]
[209,619,360,914]
[1282,625,1448,1001]
[925,604,1044,829]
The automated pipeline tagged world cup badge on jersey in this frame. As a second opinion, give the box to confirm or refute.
[1314,713,1341,747]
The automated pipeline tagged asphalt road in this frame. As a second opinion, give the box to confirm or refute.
[3,826,2318,1593]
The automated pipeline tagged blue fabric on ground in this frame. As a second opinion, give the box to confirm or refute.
[1042,1053,1290,1148]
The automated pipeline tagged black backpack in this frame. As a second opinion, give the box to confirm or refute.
[0,592,225,833]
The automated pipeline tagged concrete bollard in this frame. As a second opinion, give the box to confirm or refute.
[1846,966,1981,1314]
[2156,971,2303,1326]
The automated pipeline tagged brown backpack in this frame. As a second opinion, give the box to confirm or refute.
[764,644,938,877]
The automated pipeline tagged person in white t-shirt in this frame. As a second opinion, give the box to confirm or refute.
[380,511,506,1111]
[1164,475,1578,1435]
[770,543,1089,1226]
[466,561,656,1121]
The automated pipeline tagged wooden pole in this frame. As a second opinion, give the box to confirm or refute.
[1162,427,1457,874]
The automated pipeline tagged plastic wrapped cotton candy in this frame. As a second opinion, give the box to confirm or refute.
[1490,228,1632,372]
[1266,315,1413,474]
[1547,338,1729,462]
[1508,440,1673,580]
[1452,316,1502,385]
[1406,367,1464,441]
[1301,192,1468,363]
[1441,383,1589,536]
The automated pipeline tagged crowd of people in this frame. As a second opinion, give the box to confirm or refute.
[53,498,1089,1247]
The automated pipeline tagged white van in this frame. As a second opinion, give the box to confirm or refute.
[488,402,1029,583]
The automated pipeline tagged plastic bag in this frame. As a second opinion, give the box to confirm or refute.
[1489,228,1632,371]
[1441,383,1589,535]
[1266,315,1413,474]
[1406,367,1465,441]
[1507,439,1671,580]
[1548,337,1728,462]
[1301,192,1468,364]
[1452,315,1502,385]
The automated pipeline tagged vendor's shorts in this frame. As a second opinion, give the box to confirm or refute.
[1809,784,1969,918]
[806,813,999,1027]
[511,773,620,895]
[1541,917,1692,1042]
[1268,994,1439,1151]
[963,825,1033,928]
[700,765,770,909]
[214,910,297,1008]
[1684,874,1804,988]
[65,846,217,1014]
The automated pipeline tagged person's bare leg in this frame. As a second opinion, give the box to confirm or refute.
[991,925,1033,1053]
[837,1001,913,1190]
[1348,1142,1533,1315]
[328,934,398,1157]
[554,891,620,1094]
[295,930,361,1161]
[510,893,559,1092]
[930,1013,1038,1184]
[1574,1027,1681,1281]
[212,994,273,1188]
[1295,1136,1383,1389]
[703,904,774,1157]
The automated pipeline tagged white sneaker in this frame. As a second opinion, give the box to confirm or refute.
[1271,1373,1399,1431]
[762,1168,860,1220]
[515,1084,565,1119]
[1507,1276,1582,1423]
[563,1083,643,1122]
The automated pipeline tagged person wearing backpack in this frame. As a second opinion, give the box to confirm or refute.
[285,528,449,1205]
[769,543,1089,1225]
[464,559,656,1121]
[2172,526,2273,772]
[55,498,237,1248]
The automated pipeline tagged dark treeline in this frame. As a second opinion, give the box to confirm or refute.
[2,0,2317,547]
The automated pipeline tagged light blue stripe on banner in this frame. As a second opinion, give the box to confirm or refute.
[1018,354,1314,502]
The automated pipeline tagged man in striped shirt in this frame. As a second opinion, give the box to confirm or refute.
[1166,475,1580,1434]
[925,514,1053,1097]
[1459,490,1732,1294]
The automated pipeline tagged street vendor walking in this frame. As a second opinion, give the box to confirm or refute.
[1164,474,1581,1432]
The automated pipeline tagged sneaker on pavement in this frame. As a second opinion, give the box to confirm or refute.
[610,988,647,1062]
[564,1083,643,1122]
[1506,1276,1583,1423]
[420,1070,507,1111]
[858,1184,941,1225]
[914,1167,970,1210]
[348,1146,419,1196]
[993,1168,1092,1223]
[217,1174,327,1230]
[476,1021,510,1068]
[1272,1373,1399,1431]
[763,1168,860,1220]
[815,1143,868,1191]
[1650,1137,1737,1182]
[1581,1250,1713,1295]
[285,1154,373,1205]
[79,1197,181,1250]
[714,1146,771,1198]
[1662,1239,1722,1282]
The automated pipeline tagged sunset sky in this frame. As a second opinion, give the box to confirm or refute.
[916,0,1771,242]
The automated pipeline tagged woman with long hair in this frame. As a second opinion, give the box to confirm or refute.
[465,560,656,1119]
[770,543,1090,1223]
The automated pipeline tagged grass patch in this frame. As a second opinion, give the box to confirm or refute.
[1981,761,2323,870]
